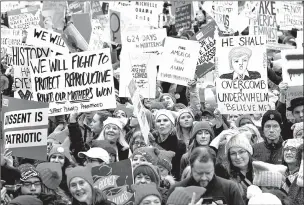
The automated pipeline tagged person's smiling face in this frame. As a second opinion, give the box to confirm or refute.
[69,177,93,203]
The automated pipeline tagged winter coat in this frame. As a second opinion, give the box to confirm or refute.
[288,176,304,205]
[252,138,283,164]
[38,193,69,205]
[276,101,294,140]
[151,130,186,180]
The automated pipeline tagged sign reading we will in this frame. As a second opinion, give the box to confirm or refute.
[216,35,269,114]
[250,1,278,43]
[157,37,200,86]
[26,27,69,54]
[29,49,116,116]
[122,28,166,53]
[2,96,49,161]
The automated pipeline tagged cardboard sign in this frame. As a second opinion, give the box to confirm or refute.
[91,1,106,19]
[92,159,134,205]
[296,31,303,50]
[26,27,69,54]
[109,9,122,44]
[10,46,56,100]
[171,1,195,18]
[157,37,200,86]
[175,3,192,31]
[122,28,166,53]
[1,29,23,47]
[215,35,269,114]
[7,5,41,29]
[2,96,49,161]
[131,1,163,28]
[119,51,157,98]
[281,49,304,87]
[62,23,89,52]
[210,1,238,34]
[249,1,278,44]
[72,13,93,45]
[29,49,116,116]
[276,2,303,30]
[88,18,110,51]
[67,1,85,14]
[191,19,217,78]
[286,86,303,121]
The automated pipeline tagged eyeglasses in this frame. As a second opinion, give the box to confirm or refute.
[22,181,41,188]
[284,147,297,153]
[133,141,146,147]
[230,149,247,158]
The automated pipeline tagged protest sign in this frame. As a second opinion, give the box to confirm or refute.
[91,1,106,19]
[281,49,304,87]
[67,1,85,14]
[26,27,69,54]
[88,18,110,51]
[191,19,217,78]
[119,51,157,98]
[10,46,55,100]
[122,28,166,53]
[157,37,200,86]
[171,1,195,18]
[215,35,269,114]
[110,9,122,45]
[2,96,49,161]
[276,2,303,30]
[1,29,23,47]
[7,5,41,29]
[72,13,93,45]
[1,2,24,13]
[175,3,192,31]
[296,31,303,50]
[131,1,163,28]
[29,49,116,116]
[62,23,89,52]
[286,86,304,121]
[41,1,66,31]
[92,159,134,205]
[249,1,278,43]
[210,1,238,34]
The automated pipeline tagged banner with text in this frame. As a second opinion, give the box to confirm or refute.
[7,5,41,29]
[29,49,116,116]
[157,37,200,86]
[2,96,49,161]
[250,1,278,43]
[92,159,134,205]
[216,35,269,114]
[175,3,192,31]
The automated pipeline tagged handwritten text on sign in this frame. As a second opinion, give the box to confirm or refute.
[7,6,40,29]
[276,2,303,30]
[216,35,269,114]
[29,49,116,116]
[175,3,192,31]
[4,108,48,148]
[250,1,277,43]
[158,37,200,86]
[26,27,69,54]
[122,28,166,53]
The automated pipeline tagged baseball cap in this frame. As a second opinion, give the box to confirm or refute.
[78,148,110,164]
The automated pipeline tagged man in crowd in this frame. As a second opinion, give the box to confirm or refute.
[167,147,245,205]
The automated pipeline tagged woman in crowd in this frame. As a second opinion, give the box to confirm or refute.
[225,132,254,203]
[281,139,303,193]
[151,109,186,180]
[175,108,195,149]
[96,117,130,161]
[132,183,162,205]
[180,121,215,175]
[66,166,115,205]
[128,131,149,153]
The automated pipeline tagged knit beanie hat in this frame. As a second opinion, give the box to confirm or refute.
[18,163,40,182]
[9,195,43,205]
[283,138,303,149]
[66,166,94,189]
[247,185,282,205]
[190,121,215,141]
[133,163,160,186]
[131,183,162,205]
[177,108,194,121]
[160,93,176,104]
[235,115,254,127]
[103,117,126,130]
[48,144,72,161]
[155,109,175,125]
[261,110,282,130]
[293,122,303,138]
[166,186,206,205]
[252,161,287,188]
[225,132,253,155]
[114,104,133,118]
[36,162,62,190]
[157,150,175,171]
[91,140,117,156]
[132,147,160,165]
[174,103,187,110]
[150,102,166,110]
